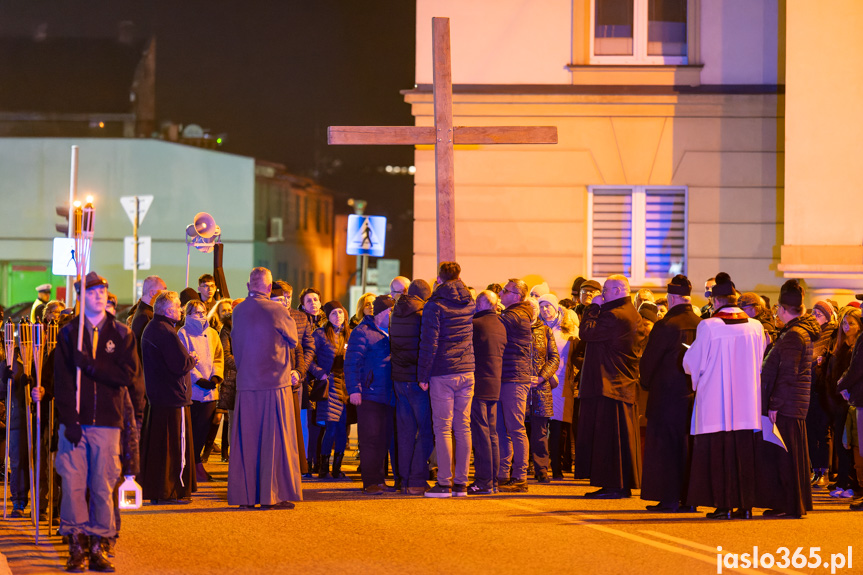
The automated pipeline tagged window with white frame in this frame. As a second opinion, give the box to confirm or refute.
[591,0,688,64]
[587,186,687,285]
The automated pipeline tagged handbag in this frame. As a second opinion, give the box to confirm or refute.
[309,377,329,402]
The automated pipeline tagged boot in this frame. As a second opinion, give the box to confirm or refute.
[88,536,115,572]
[318,455,331,479]
[65,533,88,572]
[303,457,314,479]
[332,452,346,479]
[311,455,320,474]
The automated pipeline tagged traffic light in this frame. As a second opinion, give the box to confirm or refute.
[56,203,70,235]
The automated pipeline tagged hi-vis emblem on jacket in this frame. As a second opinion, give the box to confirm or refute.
[105,340,115,354]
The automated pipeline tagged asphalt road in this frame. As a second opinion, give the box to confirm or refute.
[2,459,862,575]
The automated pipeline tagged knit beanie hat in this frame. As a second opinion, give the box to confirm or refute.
[666,274,692,296]
[778,279,804,307]
[530,282,550,298]
[638,301,659,323]
[179,287,201,307]
[538,293,560,311]
[407,279,432,301]
[711,272,735,297]
[373,295,395,316]
[571,277,586,295]
[322,300,347,320]
[813,300,835,321]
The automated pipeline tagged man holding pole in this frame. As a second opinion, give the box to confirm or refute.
[55,272,142,572]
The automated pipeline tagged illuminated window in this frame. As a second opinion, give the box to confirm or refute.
[587,186,687,284]
[592,0,688,64]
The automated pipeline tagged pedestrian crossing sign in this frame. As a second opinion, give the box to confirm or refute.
[346,215,386,257]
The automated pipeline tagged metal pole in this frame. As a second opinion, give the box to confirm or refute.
[361,255,368,293]
[66,146,78,309]
[132,196,139,304]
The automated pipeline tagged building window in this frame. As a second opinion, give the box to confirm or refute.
[587,186,687,285]
[277,261,288,281]
[295,195,302,231]
[592,0,688,64]
[267,217,284,243]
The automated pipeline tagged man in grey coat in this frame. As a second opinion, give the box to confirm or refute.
[227,267,301,509]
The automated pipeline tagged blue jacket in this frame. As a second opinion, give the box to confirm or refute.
[309,327,348,423]
[417,280,476,382]
[344,315,394,406]
[390,295,424,383]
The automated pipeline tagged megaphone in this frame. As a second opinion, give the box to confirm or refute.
[192,212,217,239]
[184,212,222,285]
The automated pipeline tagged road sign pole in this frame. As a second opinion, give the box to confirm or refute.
[361,255,368,293]
[132,196,139,304]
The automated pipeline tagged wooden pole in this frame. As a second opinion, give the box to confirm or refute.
[66,146,78,309]
[432,17,455,264]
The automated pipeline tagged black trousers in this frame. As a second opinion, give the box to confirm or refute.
[530,416,550,478]
[356,399,395,488]
[806,390,830,470]
[549,419,570,477]
[190,400,217,465]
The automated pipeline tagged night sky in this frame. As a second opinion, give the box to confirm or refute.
[1,0,417,274]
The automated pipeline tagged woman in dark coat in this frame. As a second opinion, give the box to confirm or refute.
[526,299,559,483]
[756,280,819,518]
[310,301,350,479]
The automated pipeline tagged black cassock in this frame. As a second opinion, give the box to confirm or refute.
[638,304,700,505]
[575,297,645,490]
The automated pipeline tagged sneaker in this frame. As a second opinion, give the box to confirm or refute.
[466,483,492,495]
[499,480,528,493]
[452,484,467,497]
[424,483,452,498]
[830,488,846,498]
[839,489,855,499]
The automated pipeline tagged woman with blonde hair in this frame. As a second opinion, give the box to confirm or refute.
[350,292,376,330]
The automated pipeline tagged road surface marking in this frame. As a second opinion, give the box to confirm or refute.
[494,500,804,574]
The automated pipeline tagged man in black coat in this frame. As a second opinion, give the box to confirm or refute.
[470,290,507,494]
[496,278,534,492]
[390,279,434,495]
[639,275,700,512]
[576,274,645,499]
[130,275,166,358]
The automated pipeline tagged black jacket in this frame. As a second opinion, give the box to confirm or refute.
[639,303,700,420]
[500,300,533,383]
[417,280,476,382]
[130,300,154,358]
[472,309,507,401]
[55,313,143,430]
[579,297,645,405]
[141,314,196,407]
[761,314,820,419]
[290,308,317,408]
[390,294,425,382]
[838,333,863,407]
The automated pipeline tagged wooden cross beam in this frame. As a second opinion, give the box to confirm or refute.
[328,17,558,264]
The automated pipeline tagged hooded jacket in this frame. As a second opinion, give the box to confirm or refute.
[417,279,476,382]
[528,320,560,418]
[390,294,425,382]
[178,316,225,403]
[500,300,534,383]
[761,313,820,419]
[345,315,394,406]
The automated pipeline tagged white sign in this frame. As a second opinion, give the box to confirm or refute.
[124,236,152,270]
[52,238,82,276]
[119,195,154,226]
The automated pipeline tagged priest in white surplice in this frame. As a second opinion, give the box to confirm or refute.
[682,272,768,520]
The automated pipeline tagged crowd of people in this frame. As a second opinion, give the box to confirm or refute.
[2,263,863,572]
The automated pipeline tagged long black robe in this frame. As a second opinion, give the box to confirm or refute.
[575,297,646,489]
[638,304,700,504]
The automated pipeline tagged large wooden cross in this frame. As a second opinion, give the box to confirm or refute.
[328,17,557,263]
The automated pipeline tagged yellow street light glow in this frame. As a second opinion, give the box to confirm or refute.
[85,195,94,204]
[73,200,81,208]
